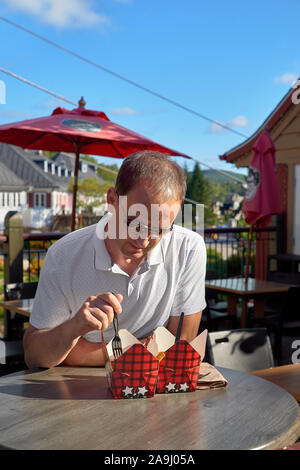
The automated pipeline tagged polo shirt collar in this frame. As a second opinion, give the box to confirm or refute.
[93,212,165,271]
[146,241,164,266]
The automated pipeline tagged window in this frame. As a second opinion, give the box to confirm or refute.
[34,192,46,208]
[81,163,88,173]
[8,192,13,206]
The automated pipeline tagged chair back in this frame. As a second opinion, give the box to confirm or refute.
[281,286,300,323]
[206,328,274,372]
[206,269,217,280]
[3,282,38,340]
[4,282,38,301]
[267,271,300,285]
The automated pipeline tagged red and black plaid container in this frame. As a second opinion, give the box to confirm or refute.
[156,340,201,394]
[110,343,159,399]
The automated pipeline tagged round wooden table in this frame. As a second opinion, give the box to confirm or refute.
[0,366,299,450]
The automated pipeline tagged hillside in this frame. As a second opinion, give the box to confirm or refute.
[202,169,247,184]
[202,169,246,203]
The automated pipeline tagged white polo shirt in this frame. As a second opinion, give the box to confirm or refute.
[30,212,207,343]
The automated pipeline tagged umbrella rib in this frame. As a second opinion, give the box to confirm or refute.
[109,141,126,158]
[17,131,80,150]
[24,131,49,149]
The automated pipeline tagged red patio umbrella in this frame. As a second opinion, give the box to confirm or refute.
[242,131,281,282]
[0,97,190,230]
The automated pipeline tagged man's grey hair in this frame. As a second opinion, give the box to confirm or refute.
[115,150,187,202]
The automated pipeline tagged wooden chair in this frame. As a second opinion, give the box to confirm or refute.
[0,282,37,375]
[205,328,274,372]
[4,282,38,340]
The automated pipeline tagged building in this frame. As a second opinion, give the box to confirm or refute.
[220,80,300,255]
[0,143,106,230]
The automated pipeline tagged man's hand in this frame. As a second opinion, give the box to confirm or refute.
[70,292,123,337]
[23,292,123,369]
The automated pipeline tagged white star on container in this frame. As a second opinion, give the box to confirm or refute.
[137,386,149,396]
[165,382,176,392]
[122,386,133,397]
[179,383,189,392]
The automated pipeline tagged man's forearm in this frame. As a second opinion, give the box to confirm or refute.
[24,320,107,369]
[24,319,81,369]
[62,337,107,366]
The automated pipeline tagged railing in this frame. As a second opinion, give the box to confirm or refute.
[1,225,277,283]
[0,216,277,338]
[23,232,66,281]
[204,226,277,279]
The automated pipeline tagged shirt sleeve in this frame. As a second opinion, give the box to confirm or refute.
[29,245,72,330]
[170,234,207,316]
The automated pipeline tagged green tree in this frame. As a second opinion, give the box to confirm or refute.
[97,163,118,183]
[186,162,217,227]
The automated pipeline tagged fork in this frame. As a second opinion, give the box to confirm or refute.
[112,311,123,359]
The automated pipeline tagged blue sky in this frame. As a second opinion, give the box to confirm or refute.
[0,0,299,176]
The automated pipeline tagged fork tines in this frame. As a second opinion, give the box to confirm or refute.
[112,312,123,359]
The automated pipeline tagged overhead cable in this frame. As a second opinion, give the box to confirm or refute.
[0,66,77,106]
[0,15,248,139]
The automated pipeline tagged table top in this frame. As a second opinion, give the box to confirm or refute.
[205,277,294,295]
[0,298,34,317]
[0,366,299,450]
[250,364,300,403]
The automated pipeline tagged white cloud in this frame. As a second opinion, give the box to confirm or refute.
[227,115,250,128]
[274,73,298,86]
[3,0,109,29]
[208,115,250,134]
[111,107,140,115]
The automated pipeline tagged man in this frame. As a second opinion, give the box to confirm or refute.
[23,151,206,368]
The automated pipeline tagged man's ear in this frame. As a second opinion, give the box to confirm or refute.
[107,187,118,206]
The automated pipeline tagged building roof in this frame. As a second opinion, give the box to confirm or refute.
[0,144,104,192]
[0,143,60,190]
[220,79,300,163]
[0,160,28,190]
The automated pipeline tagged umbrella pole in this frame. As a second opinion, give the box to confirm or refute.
[244,225,254,285]
[71,146,80,232]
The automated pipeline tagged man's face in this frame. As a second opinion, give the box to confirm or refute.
[107,183,181,261]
